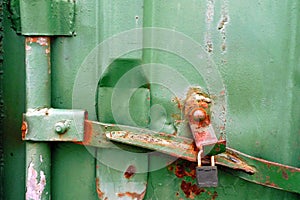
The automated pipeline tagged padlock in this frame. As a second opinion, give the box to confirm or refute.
[196,150,218,187]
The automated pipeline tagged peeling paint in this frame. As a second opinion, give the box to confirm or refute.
[206,0,215,23]
[25,45,32,51]
[184,88,217,148]
[181,180,205,198]
[124,165,136,179]
[21,121,28,139]
[218,0,229,53]
[25,37,49,47]
[26,162,46,200]
[96,178,104,199]
[117,188,146,200]
[205,0,215,53]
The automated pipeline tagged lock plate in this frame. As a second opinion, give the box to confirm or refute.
[196,166,218,188]
[184,87,218,149]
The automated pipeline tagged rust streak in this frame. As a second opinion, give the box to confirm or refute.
[181,180,205,199]
[211,191,218,200]
[95,178,104,199]
[172,96,183,110]
[124,165,136,179]
[174,161,197,179]
[117,189,146,200]
[75,120,92,145]
[282,170,289,180]
[21,121,28,140]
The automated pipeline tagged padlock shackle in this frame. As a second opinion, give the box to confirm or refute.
[197,148,203,167]
[211,156,215,166]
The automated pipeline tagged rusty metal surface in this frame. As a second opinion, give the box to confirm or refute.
[89,118,300,194]
[184,87,218,149]
[107,130,198,162]
[83,120,225,160]
[221,148,300,194]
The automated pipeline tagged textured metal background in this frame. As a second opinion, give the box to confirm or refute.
[2,0,300,199]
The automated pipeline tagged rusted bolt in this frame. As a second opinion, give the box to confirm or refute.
[55,120,71,134]
[192,109,206,123]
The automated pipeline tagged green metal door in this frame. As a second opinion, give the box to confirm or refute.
[2,0,300,200]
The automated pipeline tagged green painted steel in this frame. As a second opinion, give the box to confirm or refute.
[96,86,149,199]
[25,37,51,200]
[51,0,299,199]
[23,108,86,142]
[19,0,75,35]
[0,0,4,198]
[2,7,26,199]
[1,0,300,200]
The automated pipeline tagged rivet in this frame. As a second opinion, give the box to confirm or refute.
[54,120,70,134]
[192,109,206,122]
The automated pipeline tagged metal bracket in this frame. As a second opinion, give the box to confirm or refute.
[184,87,219,148]
[22,108,86,142]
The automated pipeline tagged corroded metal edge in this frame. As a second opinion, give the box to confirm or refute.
[220,148,300,194]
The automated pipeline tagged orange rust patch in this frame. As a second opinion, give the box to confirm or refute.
[167,165,174,172]
[21,121,28,139]
[211,191,218,200]
[117,189,146,200]
[26,37,50,46]
[174,161,197,179]
[172,96,183,110]
[181,180,205,198]
[75,120,92,145]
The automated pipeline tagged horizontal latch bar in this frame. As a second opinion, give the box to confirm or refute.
[107,130,198,162]
[81,120,226,159]
[22,116,300,193]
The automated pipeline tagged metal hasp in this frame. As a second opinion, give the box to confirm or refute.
[184,87,218,149]
[22,108,86,142]
[19,0,75,35]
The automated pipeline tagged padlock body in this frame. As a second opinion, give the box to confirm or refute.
[196,166,218,187]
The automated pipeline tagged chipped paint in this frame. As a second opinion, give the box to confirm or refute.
[96,178,104,199]
[117,188,146,200]
[181,180,205,198]
[184,87,217,148]
[124,165,136,179]
[21,121,28,139]
[218,0,229,53]
[26,162,46,200]
[25,37,49,47]
[205,0,215,53]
